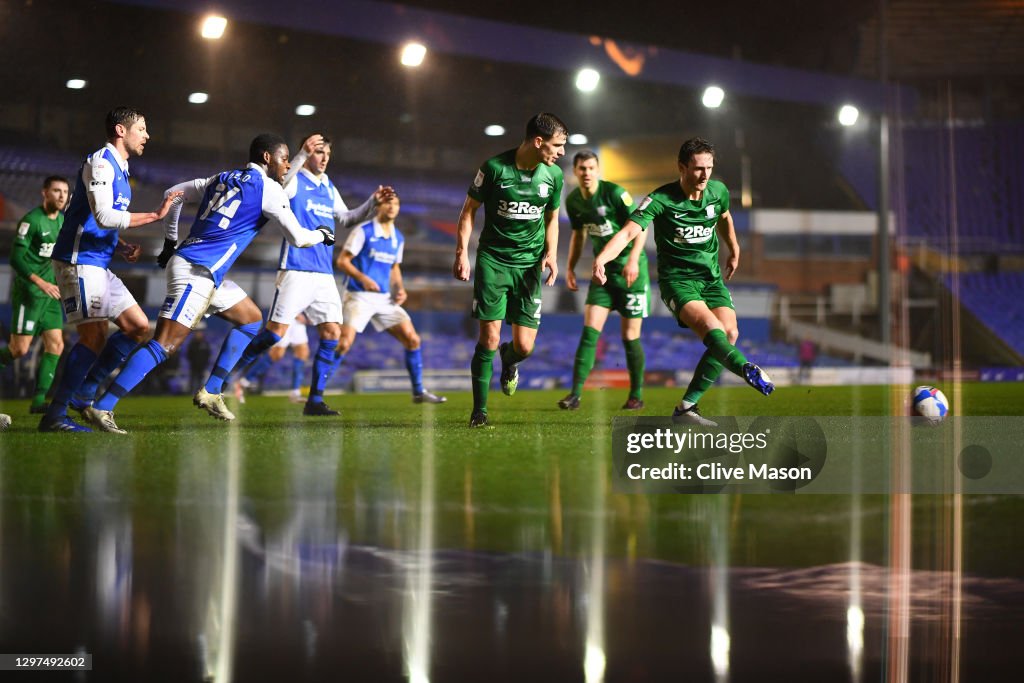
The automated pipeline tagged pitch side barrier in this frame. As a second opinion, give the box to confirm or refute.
[611,416,1024,494]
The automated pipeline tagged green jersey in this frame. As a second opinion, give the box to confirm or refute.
[565,180,636,271]
[467,149,563,268]
[12,206,61,296]
[630,178,730,282]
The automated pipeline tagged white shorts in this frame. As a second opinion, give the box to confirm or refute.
[159,255,221,329]
[206,279,248,318]
[342,290,411,333]
[54,260,138,324]
[274,320,309,348]
[269,270,342,327]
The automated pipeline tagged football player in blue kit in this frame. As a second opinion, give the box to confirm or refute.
[82,133,334,434]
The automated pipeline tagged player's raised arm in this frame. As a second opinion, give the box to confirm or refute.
[716,209,739,281]
[280,133,323,192]
[454,195,480,281]
[592,220,643,285]
[334,185,396,229]
[84,155,182,230]
[541,208,559,286]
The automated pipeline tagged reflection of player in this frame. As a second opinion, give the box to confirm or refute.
[1,176,69,413]
[560,151,648,412]
[335,196,446,404]
[236,315,309,403]
[83,134,332,433]
[593,137,774,425]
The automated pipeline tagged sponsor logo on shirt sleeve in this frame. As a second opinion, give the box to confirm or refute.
[473,170,484,188]
[17,222,29,236]
[620,191,634,207]
[638,196,652,211]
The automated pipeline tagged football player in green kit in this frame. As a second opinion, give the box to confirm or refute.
[592,137,774,426]
[454,113,567,428]
[560,150,649,411]
[0,176,69,413]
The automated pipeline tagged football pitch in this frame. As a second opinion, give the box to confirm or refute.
[2,382,1023,680]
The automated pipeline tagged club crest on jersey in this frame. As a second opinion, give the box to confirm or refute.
[597,206,607,217]
[538,184,549,198]
[706,204,716,218]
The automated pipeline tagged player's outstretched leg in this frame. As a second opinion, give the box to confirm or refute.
[560,326,600,410]
[622,337,645,410]
[204,321,262,399]
[85,339,171,434]
[39,342,99,432]
[469,344,495,427]
[304,339,340,416]
[701,329,773,397]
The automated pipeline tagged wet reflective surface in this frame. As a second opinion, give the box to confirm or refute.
[2,395,1023,682]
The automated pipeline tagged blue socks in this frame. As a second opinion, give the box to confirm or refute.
[405,348,424,395]
[307,339,340,404]
[244,353,273,383]
[291,357,305,391]
[94,340,168,411]
[234,329,281,378]
[45,342,98,419]
[73,331,137,404]
[204,321,261,394]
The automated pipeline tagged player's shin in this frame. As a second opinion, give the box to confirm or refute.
[231,329,281,380]
[623,337,645,400]
[308,339,340,404]
[681,350,723,408]
[571,326,600,395]
[471,344,495,413]
[93,340,169,411]
[32,352,61,408]
[405,348,424,395]
[205,321,261,394]
[701,328,747,376]
[75,331,137,404]
[44,343,98,419]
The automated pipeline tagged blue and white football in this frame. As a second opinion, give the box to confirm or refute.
[912,385,949,423]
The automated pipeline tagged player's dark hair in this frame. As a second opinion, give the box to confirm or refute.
[678,137,715,165]
[249,133,288,165]
[105,107,144,138]
[42,175,68,189]
[525,113,568,141]
[573,150,599,167]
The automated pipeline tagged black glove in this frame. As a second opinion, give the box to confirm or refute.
[157,238,177,268]
[316,226,336,247]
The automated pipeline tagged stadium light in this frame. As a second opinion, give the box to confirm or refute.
[575,68,600,92]
[568,133,588,145]
[65,78,87,90]
[295,104,316,116]
[838,104,860,127]
[484,124,505,137]
[400,42,427,68]
[200,15,227,40]
[188,92,209,104]
[702,86,725,109]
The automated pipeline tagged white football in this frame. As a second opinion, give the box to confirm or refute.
[912,385,950,422]
[0,414,11,431]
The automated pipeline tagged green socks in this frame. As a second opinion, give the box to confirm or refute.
[471,344,496,413]
[623,337,645,400]
[702,328,748,376]
[570,326,601,395]
[32,352,61,407]
[682,350,724,405]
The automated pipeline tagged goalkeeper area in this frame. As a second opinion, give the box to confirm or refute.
[2,382,1022,681]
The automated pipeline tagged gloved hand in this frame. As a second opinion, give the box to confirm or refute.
[316,226,336,247]
[157,238,177,268]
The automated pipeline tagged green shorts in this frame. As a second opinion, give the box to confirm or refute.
[472,255,543,329]
[660,278,734,328]
[586,263,650,319]
[10,280,64,336]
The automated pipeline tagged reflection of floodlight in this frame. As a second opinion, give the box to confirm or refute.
[201,15,227,40]
[66,78,87,90]
[188,92,209,104]
[568,133,588,145]
[295,104,316,116]
[838,104,860,127]
[702,86,725,109]
[484,125,505,137]
[400,42,427,67]
[575,68,600,92]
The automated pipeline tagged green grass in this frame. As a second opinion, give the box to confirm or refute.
[2,383,1022,575]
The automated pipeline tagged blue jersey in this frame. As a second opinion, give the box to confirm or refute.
[176,168,269,287]
[279,170,339,274]
[343,220,404,293]
[52,145,132,268]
